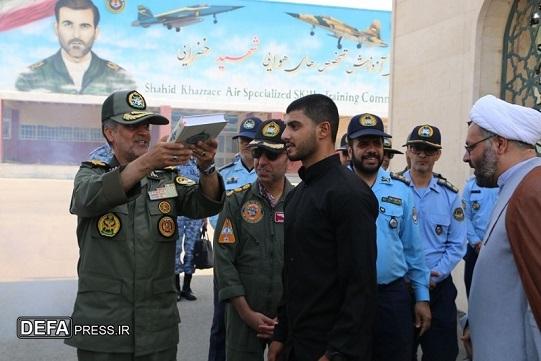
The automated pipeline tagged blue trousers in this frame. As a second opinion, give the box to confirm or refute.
[175,217,204,275]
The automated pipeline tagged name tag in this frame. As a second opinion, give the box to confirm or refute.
[274,212,284,223]
[148,183,178,200]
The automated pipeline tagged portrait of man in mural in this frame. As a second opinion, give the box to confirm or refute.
[14,0,135,95]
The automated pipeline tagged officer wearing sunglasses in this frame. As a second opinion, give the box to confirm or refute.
[402,124,466,361]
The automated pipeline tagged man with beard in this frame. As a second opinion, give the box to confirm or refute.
[346,113,430,361]
[214,119,293,361]
[65,90,224,360]
[462,95,541,361]
[402,124,466,361]
[15,0,135,95]
[268,94,378,361]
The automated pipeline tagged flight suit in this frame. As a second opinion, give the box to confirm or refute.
[15,51,136,95]
[65,159,224,357]
[214,180,294,361]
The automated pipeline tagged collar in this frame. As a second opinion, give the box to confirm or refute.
[298,154,340,184]
[498,156,538,190]
[404,170,441,192]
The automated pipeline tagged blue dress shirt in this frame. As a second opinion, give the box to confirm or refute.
[462,177,498,246]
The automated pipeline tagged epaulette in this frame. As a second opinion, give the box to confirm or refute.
[29,60,45,70]
[433,172,446,180]
[390,172,410,185]
[437,178,459,193]
[394,167,408,176]
[82,159,110,169]
[175,176,196,186]
[106,61,121,71]
[226,183,251,196]
[219,161,235,172]
[163,166,177,172]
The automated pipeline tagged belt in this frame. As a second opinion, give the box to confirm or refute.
[378,277,404,290]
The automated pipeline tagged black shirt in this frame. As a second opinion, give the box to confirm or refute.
[274,155,378,361]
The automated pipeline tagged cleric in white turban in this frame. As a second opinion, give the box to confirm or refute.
[469,94,541,145]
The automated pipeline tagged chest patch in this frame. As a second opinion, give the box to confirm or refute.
[381,196,402,206]
[241,200,263,223]
[158,201,172,214]
[97,213,121,238]
[158,216,176,237]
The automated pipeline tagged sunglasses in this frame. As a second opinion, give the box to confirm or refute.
[251,148,283,161]
[409,145,438,156]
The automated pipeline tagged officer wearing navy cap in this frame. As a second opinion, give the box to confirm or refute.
[335,133,350,165]
[346,113,430,361]
[382,138,403,170]
[401,124,466,361]
[215,119,293,361]
[66,90,225,361]
[208,116,261,361]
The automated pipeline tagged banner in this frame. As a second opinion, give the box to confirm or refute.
[0,0,391,115]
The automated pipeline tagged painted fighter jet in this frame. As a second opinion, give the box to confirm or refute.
[286,12,388,49]
[132,4,243,32]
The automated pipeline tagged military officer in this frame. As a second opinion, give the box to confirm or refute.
[208,116,261,361]
[346,113,430,361]
[402,124,466,361]
[382,137,403,170]
[65,89,224,361]
[15,0,135,95]
[214,119,293,361]
[461,175,498,298]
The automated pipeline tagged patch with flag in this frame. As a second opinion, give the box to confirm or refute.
[274,211,284,223]
[218,218,236,244]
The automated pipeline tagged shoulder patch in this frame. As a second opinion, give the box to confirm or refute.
[218,161,235,171]
[82,159,110,169]
[218,218,236,244]
[390,172,410,185]
[106,61,121,71]
[175,176,196,186]
[29,61,45,70]
[453,207,465,221]
[437,178,459,193]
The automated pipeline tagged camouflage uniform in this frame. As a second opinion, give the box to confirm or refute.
[15,51,136,95]
[65,158,224,356]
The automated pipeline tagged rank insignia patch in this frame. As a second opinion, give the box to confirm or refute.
[218,218,236,244]
[158,201,172,214]
[435,225,443,235]
[97,213,121,238]
[472,201,480,211]
[241,200,263,223]
[158,216,176,237]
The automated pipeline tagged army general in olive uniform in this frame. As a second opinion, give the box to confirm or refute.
[65,90,224,360]
[15,0,135,95]
[214,119,293,361]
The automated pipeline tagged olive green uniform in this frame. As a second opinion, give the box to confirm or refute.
[15,51,136,95]
[65,159,224,358]
[214,180,294,361]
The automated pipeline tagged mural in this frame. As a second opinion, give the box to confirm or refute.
[0,0,391,115]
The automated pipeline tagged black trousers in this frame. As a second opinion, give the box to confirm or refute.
[208,275,226,361]
[373,278,413,361]
[77,347,177,361]
[463,244,478,299]
[412,276,458,361]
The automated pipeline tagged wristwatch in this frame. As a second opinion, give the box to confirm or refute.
[198,162,216,176]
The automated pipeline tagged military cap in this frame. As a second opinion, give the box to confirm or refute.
[404,124,442,149]
[337,134,348,151]
[233,117,262,140]
[383,138,403,154]
[101,90,168,125]
[347,113,391,139]
[248,119,286,152]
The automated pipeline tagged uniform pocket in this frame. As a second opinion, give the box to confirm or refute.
[149,276,180,330]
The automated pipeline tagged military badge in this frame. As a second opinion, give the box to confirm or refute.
[418,125,434,138]
[158,201,172,214]
[472,201,480,211]
[274,211,285,223]
[435,225,443,235]
[105,0,125,13]
[123,111,153,121]
[158,216,176,237]
[241,200,263,223]
[243,118,256,129]
[262,121,280,137]
[360,113,377,127]
[389,217,398,229]
[382,196,402,206]
[380,206,386,213]
[453,207,465,221]
[127,91,146,110]
[97,213,121,238]
[218,218,236,244]
[412,207,418,224]
[175,176,196,186]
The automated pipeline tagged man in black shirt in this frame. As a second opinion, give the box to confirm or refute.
[268,94,378,361]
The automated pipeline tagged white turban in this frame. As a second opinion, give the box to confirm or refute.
[469,95,541,145]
